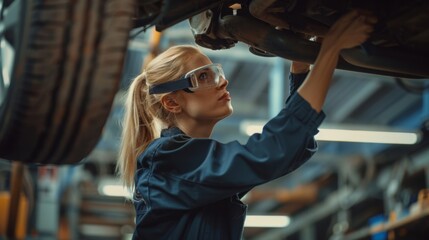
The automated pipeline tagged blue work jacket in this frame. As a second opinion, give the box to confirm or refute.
[133,72,325,240]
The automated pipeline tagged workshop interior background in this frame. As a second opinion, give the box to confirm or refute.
[1,1,429,239]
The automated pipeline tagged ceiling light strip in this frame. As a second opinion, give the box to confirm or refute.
[244,215,290,228]
[241,121,421,144]
[315,129,420,144]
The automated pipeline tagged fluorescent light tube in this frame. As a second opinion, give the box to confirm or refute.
[244,215,290,228]
[98,178,132,198]
[100,185,131,197]
[315,128,419,144]
[240,121,421,144]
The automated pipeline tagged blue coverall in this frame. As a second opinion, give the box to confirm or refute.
[133,72,325,239]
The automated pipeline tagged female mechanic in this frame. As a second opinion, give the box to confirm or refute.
[117,10,377,240]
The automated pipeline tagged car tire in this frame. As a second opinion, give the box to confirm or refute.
[0,0,135,164]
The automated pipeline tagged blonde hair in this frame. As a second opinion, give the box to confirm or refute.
[117,45,202,189]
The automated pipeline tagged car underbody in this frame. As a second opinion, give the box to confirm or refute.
[137,0,429,79]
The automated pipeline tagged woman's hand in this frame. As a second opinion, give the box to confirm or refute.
[296,10,377,113]
[323,10,378,51]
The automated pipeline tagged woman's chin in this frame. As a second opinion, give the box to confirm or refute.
[222,107,234,119]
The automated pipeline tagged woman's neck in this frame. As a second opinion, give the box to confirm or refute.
[175,119,216,138]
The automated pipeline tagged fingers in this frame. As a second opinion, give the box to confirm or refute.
[340,9,378,28]
[348,18,374,44]
[352,15,377,35]
[329,9,377,38]
[364,15,378,24]
[363,23,375,33]
[323,9,378,50]
[352,16,375,30]
[340,9,360,23]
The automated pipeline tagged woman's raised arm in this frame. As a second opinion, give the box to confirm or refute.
[297,10,377,113]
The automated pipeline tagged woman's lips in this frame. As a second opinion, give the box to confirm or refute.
[218,92,231,101]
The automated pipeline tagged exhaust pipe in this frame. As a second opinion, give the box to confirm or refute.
[217,15,428,79]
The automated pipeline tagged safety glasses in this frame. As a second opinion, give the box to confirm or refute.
[149,63,225,94]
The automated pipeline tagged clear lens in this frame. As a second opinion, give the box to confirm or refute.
[186,64,224,91]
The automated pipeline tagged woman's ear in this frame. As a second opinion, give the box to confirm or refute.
[160,94,182,113]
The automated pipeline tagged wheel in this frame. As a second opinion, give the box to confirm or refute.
[0,0,135,164]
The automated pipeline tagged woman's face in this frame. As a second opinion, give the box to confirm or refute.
[174,53,233,124]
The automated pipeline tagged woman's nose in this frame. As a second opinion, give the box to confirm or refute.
[217,76,229,89]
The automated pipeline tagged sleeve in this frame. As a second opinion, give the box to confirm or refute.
[289,71,309,95]
[148,93,325,207]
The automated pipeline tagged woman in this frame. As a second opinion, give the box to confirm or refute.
[118,10,377,240]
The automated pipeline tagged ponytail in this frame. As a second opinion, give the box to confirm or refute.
[117,72,158,189]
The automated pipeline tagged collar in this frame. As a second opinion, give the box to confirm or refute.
[161,127,186,137]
